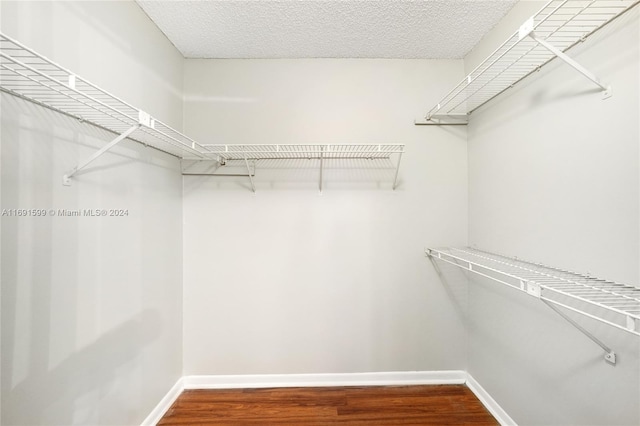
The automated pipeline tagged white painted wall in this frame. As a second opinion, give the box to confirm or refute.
[464,5,640,425]
[464,0,544,73]
[1,2,184,425]
[182,59,469,375]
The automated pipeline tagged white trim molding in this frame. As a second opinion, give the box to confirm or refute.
[140,377,184,426]
[466,374,517,426]
[142,371,516,426]
[183,370,467,390]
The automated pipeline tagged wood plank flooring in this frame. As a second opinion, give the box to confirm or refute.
[158,385,499,425]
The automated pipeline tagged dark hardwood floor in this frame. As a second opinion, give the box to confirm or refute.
[158,384,499,425]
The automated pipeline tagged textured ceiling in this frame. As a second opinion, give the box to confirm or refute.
[136,1,518,59]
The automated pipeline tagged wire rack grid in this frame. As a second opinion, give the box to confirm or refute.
[425,0,640,120]
[0,32,406,174]
[427,247,640,336]
[201,144,405,162]
[0,32,210,159]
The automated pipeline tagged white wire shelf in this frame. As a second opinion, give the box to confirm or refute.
[200,144,405,162]
[423,0,640,123]
[0,32,210,160]
[427,247,640,339]
[428,247,640,364]
[0,32,405,188]
[194,144,405,193]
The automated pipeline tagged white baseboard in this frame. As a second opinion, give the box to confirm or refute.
[140,377,184,426]
[183,370,467,389]
[466,374,517,426]
[143,371,515,426]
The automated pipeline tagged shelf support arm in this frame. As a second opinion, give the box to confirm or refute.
[529,33,610,94]
[392,151,403,190]
[541,300,616,365]
[63,124,141,185]
[243,152,256,193]
[519,18,611,98]
[319,145,324,193]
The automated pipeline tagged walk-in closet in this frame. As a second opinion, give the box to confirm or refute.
[1,1,638,425]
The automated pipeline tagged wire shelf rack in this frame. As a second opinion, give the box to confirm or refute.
[0,32,210,159]
[424,0,640,121]
[197,144,405,192]
[0,32,405,188]
[427,247,640,338]
[201,144,405,162]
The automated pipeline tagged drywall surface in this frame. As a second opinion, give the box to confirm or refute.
[1,2,184,425]
[464,0,545,73]
[182,59,469,375]
[465,6,640,426]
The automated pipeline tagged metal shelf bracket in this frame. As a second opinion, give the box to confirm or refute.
[520,17,612,99]
[62,110,155,185]
[319,145,325,193]
[542,300,616,365]
[414,113,469,126]
[242,152,256,194]
[63,122,141,186]
[392,150,403,190]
